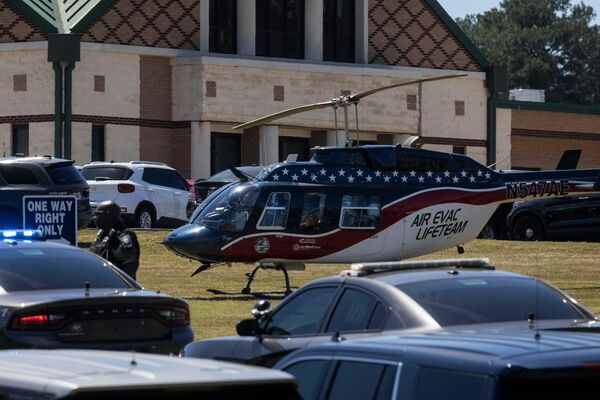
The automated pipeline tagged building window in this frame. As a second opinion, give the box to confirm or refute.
[452,146,466,155]
[279,136,309,161]
[455,100,465,116]
[323,0,355,62]
[91,125,106,162]
[274,85,285,102]
[13,74,27,92]
[211,132,241,175]
[206,81,217,97]
[94,75,105,92]
[210,0,237,54]
[256,0,305,59]
[11,124,28,156]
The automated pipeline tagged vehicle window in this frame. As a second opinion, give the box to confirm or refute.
[81,167,133,181]
[155,169,189,191]
[265,287,337,336]
[0,166,39,185]
[257,192,291,230]
[418,368,486,400]
[299,193,326,231]
[193,184,259,232]
[0,248,133,291]
[398,277,585,326]
[499,374,600,399]
[339,195,380,229]
[45,164,84,185]
[326,288,389,333]
[142,168,162,185]
[327,361,396,400]
[284,360,330,400]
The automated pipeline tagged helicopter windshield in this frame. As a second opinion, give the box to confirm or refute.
[192,183,259,232]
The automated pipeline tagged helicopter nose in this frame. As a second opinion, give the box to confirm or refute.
[162,224,225,263]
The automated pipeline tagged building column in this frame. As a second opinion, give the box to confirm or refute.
[238,0,256,56]
[305,0,323,61]
[355,0,369,64]
[200,0,210,52]
[259,125,279,165]
[191,121,211,179]
[327,130,346,147]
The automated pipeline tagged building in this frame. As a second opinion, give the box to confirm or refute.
[0,0,511,179]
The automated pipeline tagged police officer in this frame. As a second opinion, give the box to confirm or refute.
[89,201,140,280]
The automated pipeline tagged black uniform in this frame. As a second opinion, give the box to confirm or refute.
[89,226,140,280]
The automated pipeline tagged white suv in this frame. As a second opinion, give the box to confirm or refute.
[82,161,190,229]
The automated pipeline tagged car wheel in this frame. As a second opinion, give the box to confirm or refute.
[135,205,155,229]
[512,215,545,241]
[478,222,497,240]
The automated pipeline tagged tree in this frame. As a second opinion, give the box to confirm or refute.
[457,0,600,104]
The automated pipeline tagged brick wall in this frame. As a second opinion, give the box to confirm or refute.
[0,0,45,43]
[172,127,191,177]
[511,109,600,170]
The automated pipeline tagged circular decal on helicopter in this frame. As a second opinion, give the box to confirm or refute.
[292,244,300,252]
[254,238,270,254]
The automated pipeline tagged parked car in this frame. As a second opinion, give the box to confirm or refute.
[182,258,595,367]
[0,349,298,399]
[0,156,91,229]
[194,166,264,203]
[507,192,600,241]
[82,161,191,229]
[275,329,600,400]
[0,230,193,353]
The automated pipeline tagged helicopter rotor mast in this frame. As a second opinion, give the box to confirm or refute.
[232,73,468,146]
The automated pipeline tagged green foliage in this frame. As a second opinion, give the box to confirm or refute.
[457,0,600,104]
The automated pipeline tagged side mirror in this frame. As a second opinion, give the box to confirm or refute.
[251,300,272,319]
[236,319,260,336]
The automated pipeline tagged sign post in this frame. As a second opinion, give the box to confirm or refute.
[23,196,78,245]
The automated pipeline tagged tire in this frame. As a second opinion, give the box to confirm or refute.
[135,205,155,229]
[512,215,545,241]
[478,222,497,240]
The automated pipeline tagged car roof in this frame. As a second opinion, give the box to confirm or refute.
[282,329,600,372]
[308,268,533,287]
[83,161,174,170]
[0,157,74,166]
[0,350,295,397]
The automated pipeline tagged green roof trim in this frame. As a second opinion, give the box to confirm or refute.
[6,0,114,34]
[497,99,600,116]
[424,0,491,70]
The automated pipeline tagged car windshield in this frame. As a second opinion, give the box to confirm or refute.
[0,247,133,292]
[397,276,585,326]
[46,164,85,185]
[82,167,134,181]
[192,183,259,232]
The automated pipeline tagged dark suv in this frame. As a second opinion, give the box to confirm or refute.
[507,193,600,241]
[0,157,91,229]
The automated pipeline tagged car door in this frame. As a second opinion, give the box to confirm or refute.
[141,168,171,220]
[157,169,190,221]
[237,285,340,367]
[544,195,598,239]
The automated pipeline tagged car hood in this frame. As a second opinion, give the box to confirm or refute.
[0,288,173,308]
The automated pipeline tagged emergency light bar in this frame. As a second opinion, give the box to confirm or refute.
[0,230,44,240]
[343,258,494,277]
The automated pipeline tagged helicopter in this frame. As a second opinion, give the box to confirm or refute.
[163,74,600,296]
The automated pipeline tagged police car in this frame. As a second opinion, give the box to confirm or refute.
[0,230,193,353]
[0,157,91,229]
[0,349,298,399]
[182,258,597,367]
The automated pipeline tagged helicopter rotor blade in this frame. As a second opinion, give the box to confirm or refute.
[232,100,335,131]
[349,73,468,102]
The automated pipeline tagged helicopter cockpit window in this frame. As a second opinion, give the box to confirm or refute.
[299,193,326,231]
[193,184,259,232]
[339,195,380,229]
[257,192,291,230]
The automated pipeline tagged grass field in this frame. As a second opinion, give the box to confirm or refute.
[79,229,600,340]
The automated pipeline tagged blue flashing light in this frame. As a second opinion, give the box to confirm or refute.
[0,230,43,241]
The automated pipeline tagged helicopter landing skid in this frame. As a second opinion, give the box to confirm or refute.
[207,263,302,299]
